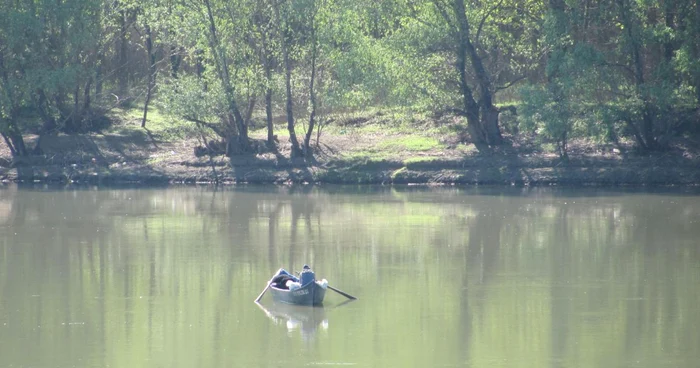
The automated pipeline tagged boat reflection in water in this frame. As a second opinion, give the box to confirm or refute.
[257,302,328,340]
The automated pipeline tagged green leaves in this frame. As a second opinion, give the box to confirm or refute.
[0,0,698,155]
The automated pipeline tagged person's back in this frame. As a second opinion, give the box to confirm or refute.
[299,264,315,286]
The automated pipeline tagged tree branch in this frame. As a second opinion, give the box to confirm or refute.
[432,0,456,31]
[184,116,226,138]
[496,75,527,92]
[601,61,634,77]
[407,0,440,29]
[497,104,517,115]
[475,0,505,49]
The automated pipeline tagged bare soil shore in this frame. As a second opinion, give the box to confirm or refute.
[2,114,700,186]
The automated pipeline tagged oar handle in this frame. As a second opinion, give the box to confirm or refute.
[328,285,357,300]
[254,268,284,303]
[254,282,271,303]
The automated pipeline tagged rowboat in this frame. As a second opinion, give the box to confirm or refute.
[254,265,356,305]
[268,268,327,306]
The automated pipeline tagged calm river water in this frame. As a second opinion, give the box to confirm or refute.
[1,185,699,367]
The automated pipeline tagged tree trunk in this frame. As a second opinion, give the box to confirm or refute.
[84,78,92,112]
[303,4,319,158]
[450,0,503,149]
[618,0,656,150]
[262,37,275,147]
[71,82,81,131]
[662,2,675,63]
[1,128,28,157]
[203,0,249,154]
[695,0,700,105]
[275,2,302,157]
[170,46,183,78]
[244,97,256,129]
[265,82,274,146]
[481,104,501,144]
[142,24,156,128]
[117,9,129,102]
[456,0,502,146]
[36,89,57,134]
[0,51,28,157]
[1,133,15,157]
[283,44,301,157]
[545,0,573,158]
[95,63,103,101]
[195,49,205,79]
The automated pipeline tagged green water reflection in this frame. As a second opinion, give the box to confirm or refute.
[0,185,699,367]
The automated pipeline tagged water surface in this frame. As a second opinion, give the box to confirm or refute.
[1,185,699,367]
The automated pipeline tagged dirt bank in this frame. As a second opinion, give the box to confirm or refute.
[2,112,699,186]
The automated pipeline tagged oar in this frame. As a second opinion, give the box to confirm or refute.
[328,285,357,300]
[254,269,282,303]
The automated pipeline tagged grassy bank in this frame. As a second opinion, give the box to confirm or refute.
[1,107,700,186]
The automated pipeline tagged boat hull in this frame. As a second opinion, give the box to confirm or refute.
[269,280,327,306]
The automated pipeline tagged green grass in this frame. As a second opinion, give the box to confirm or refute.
[377,136,444,152]
[108,107,199,141]
[391,166,407,179]
[403,157,437,165]
[541,143,557,153]
[338,151,395,163]
[106,105,458,159]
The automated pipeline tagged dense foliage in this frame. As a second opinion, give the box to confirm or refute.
[1,0,699,157]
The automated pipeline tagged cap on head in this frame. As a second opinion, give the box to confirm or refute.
[303,264,310,270]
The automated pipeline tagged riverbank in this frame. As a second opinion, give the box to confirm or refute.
[2,109,699,186]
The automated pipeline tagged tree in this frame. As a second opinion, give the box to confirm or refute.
[522,0,700,152]
[273,0,302,157]
[519,0,598,159]
[302,0,320,157]
[181,0,252,154]
[0,0,110,157]
[0,35,28,156]
[394,0,544,150]
[251,0,279,147]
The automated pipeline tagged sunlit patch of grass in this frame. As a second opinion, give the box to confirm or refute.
[109,107,199,141]
[254,124,312,139]
[403,157,435,165]
[340,151,392,162]
[541,143,557,153]
[391,166,407,179]
[377,136,444,152]
[146,156,167,165]
[319,107,433,134]
[455,143,477,155]
[325,151,404,170]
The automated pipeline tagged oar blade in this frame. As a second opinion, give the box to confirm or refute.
[254,283,271,303]
[328,285,357,300]
[254,269,285,304]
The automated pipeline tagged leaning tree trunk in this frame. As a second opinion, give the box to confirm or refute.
[142,24,157,128]
[1,127,28,157]
[117,8,130,103]
[262,37,275,147]
[265,78,274,146]
[617,0,656,150]
[274,1,302,158]
[694,0,700,106]
[456,0,502,146]
[450,0,503,149]
[203,0,249,155]
[0,54,28,157]
[282,40,302,158]
[303,5,319,158]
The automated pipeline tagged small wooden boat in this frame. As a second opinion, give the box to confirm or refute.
[268,268,327,306]
[255,266,356,305]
